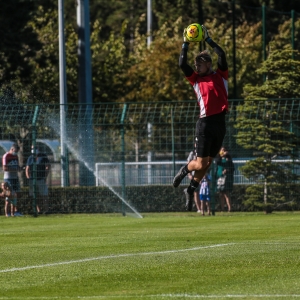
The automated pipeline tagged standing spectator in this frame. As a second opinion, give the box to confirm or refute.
[184,145,201,212]
[2,143,23,216]
[199,173,211,216]
[216,146,235,212]
[173,25,228,199]
[25,145,51,214]
[0,182,17,217]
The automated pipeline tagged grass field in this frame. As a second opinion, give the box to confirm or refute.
[1,212,300,300]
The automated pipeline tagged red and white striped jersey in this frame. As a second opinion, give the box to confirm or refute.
[186,68,228,118]
[2,152,19,179]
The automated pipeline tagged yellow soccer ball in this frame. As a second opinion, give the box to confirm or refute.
[185,23,203,42]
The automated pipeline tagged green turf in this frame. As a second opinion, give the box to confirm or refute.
[1,212,300,300]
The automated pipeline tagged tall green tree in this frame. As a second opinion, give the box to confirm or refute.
[235,49,300,212]
[91,20,134,103]
[1,0,300,103]
[8,5,78,103]
[0,0,41,84]
[123,18,193,103]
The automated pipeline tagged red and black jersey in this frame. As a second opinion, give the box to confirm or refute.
[186,68,228,118]
[179,38,229,118]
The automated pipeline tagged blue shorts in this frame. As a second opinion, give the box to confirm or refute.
[200,194,210,201]
[4,179,20,193]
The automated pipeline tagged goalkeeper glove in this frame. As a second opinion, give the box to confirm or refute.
[201,25,210,41]
[182,28,190,49]
[183,28,189,43]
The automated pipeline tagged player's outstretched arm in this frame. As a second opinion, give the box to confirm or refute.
[179,28,194,77]
[202,25,228,71]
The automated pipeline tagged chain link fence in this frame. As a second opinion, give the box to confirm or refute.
[1,98,300,215]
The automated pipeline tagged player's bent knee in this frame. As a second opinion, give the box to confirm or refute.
[194,163,206,171]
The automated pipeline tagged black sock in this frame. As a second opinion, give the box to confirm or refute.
[181,165,190,176]
[187,179,199,195]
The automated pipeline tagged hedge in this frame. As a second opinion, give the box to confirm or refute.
[2,184,300,216]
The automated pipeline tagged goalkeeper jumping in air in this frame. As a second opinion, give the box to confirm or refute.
[173,25,229,202]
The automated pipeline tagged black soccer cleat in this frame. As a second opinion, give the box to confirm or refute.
[173,165,188,188]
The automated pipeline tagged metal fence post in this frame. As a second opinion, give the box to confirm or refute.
[120,104,128,216]
[198,0,204,52]
[291,9,295,59]
[171,107,175,176]
[77,0,95,187]
[32,106,40,217]
[58,0,69,187]
[232,0,237,98]
[210,159,216,216]
[262,4,266,82]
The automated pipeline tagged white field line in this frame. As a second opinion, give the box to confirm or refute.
[156,294,300,298]
[0,243,234,274]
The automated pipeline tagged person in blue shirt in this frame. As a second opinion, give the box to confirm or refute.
[199,173,211,216]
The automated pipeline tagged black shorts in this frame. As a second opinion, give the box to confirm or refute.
[195,112,226,158]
